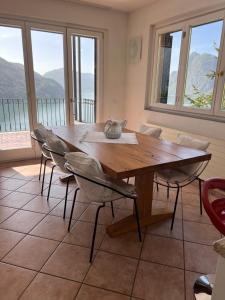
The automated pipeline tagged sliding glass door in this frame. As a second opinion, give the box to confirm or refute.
[67,29,101,124]
[0,21,32,157]
[0,19,102,162]
[30,26,67,127]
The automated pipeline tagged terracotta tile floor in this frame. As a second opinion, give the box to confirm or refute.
[0,160,222,300]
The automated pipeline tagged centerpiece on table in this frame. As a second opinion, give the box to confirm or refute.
[104,119,127,139]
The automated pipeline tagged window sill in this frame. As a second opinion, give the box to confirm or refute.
[146,105,225,123]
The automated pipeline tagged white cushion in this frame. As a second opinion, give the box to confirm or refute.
[33,123,53,142]
[45,132,69,171]
[157,168,189,184]
[139,124,162,138]
[33,123,53,158]
[177,134,209,176]
[157,134,210,182]
[176,134,209,151]
[65,152,121,203]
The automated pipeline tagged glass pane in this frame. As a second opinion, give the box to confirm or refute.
[183,20,223,109]
[31,30,66,126]
[0,25,31,150]
[72,35,96,123]
[156,31,182,105]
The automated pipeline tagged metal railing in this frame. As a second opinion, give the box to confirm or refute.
[37,98,66,127]
[73,98,96,123]
[0,98,95,132]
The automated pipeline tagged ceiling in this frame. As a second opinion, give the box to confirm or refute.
[64,0,157,12]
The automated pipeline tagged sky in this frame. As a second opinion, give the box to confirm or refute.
[168,19,223,72]
[0,20,223,75]
[0,26,95,75]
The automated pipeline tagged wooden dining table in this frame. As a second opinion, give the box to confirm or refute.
[53,123,211,237]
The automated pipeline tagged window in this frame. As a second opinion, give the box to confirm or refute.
[156,31,182,105]
[149,10,225,120]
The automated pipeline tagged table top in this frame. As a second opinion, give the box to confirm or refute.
[53,123,211,178]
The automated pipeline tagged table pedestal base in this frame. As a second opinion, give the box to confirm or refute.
[106,208,173,237]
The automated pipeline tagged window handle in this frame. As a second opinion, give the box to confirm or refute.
[216,71,224,77]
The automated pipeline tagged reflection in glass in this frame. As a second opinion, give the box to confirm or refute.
[183,20,223,109]
[156,31,182,105]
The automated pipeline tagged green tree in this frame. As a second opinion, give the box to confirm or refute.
[185,42,225,109]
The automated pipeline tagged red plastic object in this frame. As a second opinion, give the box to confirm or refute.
[203,178,225,235]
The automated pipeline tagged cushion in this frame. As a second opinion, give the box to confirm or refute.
[139,124,162,138]
[65,152,121,203]
[33,123,53,143]
[176,134,209,151]
[45,132,69,171]
[157,134,209,183]
[177,134,209,175]
[157,168,189,184]
[33,123,53,158]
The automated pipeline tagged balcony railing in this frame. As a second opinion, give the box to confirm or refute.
[0,98,95,132]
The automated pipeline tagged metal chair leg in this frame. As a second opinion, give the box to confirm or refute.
[41,158,48,195]
[198,178,203,215]
[127,178,130,184]
[110,201,115,218]
[156,183,159,192]
[63,176,70,219]
[47,165,56,202]
[133,198,142,242]
[170,186,180,231]
[68,188,80,231]
[90,203,105,263]
[39,153,43,181]
[167,186,170,198]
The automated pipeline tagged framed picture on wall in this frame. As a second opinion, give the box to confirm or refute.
[128,36,142,64]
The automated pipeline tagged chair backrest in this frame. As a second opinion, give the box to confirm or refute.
[203,178,225,235]
[139,124,162,138]
[45,132,69,171]
[176,134,210,176]
[177,134,210,151]
[33,123,53,158]
[65,152,113,203]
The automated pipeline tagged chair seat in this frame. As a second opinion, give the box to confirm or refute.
[156,168,189,184]
[212,198,225,221]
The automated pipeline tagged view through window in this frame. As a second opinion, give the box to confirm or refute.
[31,29,66,127]
[151,12,225,118]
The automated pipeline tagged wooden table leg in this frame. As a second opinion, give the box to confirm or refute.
[106,171,173,237]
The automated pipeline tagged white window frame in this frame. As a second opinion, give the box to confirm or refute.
[148,9,225,121]
[0,14,104,162]
[67,28,104,124]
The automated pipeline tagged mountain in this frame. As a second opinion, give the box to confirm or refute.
[168,52,217,101]
[185,52,217,96]
[44,68,95,99]
[0,57,64,99]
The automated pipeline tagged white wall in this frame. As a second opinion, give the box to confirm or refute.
[125,0,225,141]
[0,0,127,121]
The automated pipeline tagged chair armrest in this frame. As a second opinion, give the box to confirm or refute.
[65,162,137,199]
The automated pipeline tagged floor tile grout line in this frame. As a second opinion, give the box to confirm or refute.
[72,203,116,299]
[1,177,34,193]
[181,189,187,300]
[130,227,147,298]
[17,239,61,300]
[0,233,28,262]
[0,168,216,299]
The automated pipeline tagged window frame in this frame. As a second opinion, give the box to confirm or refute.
[147,9,225,120]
